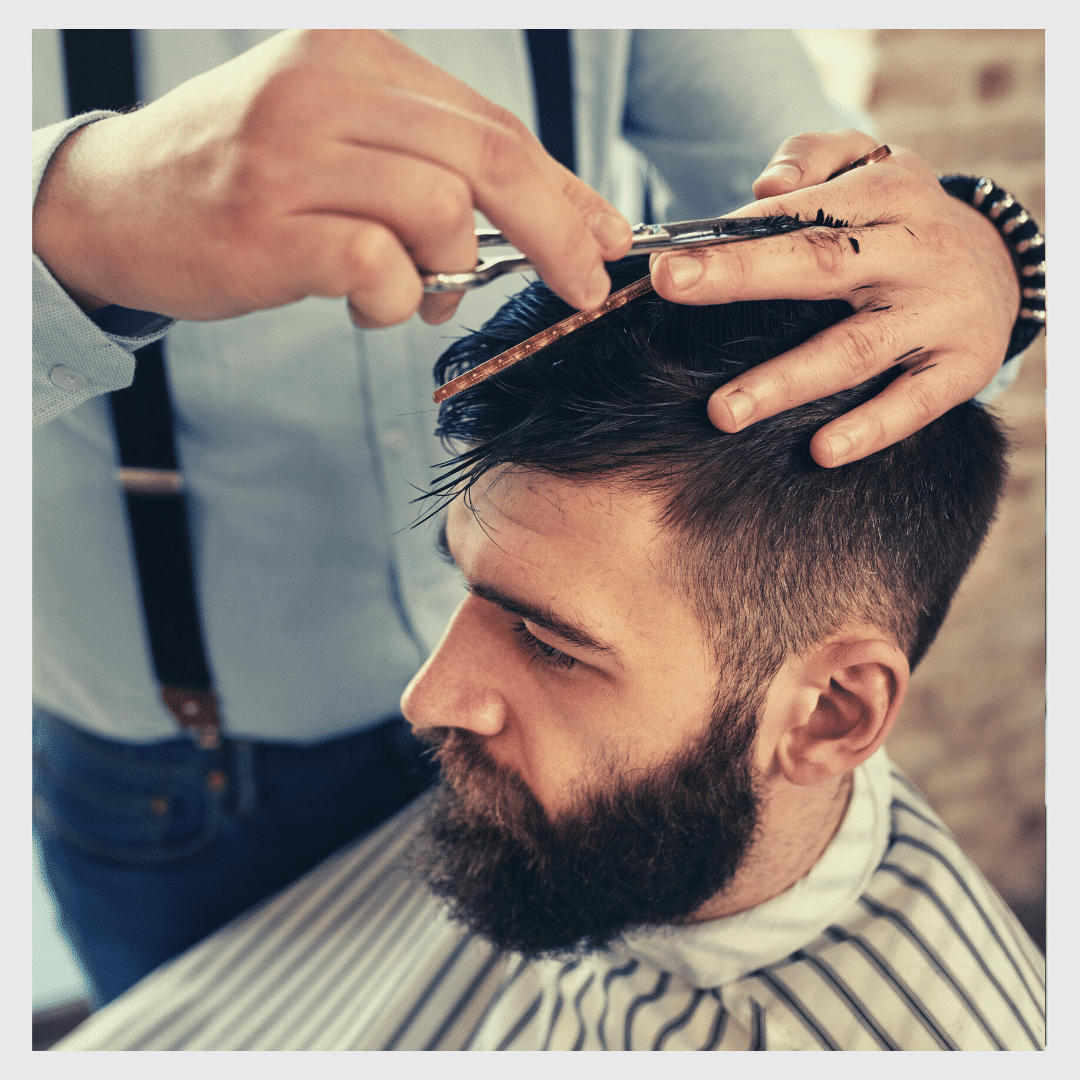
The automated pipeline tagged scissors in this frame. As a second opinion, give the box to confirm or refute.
[421,144,891,293]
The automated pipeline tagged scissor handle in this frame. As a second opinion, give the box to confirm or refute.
[421,254,533,293]
[476,229,510,248]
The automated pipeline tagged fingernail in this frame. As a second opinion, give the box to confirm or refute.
[759,162,802,188]
[825,433,853,465]
[665,254,703,291]
[584,264,611,307]
[586,210,632,253]
[723,389,754,428]
[420,291,463,326]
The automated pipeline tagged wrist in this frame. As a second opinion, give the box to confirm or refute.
[939,174,1045,361]
[32,121,116,314]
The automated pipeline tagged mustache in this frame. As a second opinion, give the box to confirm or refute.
[415,723,483,755]
[414,726,497,783]
[415,726,553,852]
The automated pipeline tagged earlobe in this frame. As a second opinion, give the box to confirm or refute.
[775,637,910,786]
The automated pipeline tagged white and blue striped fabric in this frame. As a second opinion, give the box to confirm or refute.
[56,749,1044,1051]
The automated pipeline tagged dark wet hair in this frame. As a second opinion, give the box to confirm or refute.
[426,239,1007,686]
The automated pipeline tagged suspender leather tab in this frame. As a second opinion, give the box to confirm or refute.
[160,687,223,749]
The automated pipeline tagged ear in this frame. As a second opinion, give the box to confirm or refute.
[769,636,910,787]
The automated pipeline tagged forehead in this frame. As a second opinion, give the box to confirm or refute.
[450,467,659,573]
[447,468,701,655]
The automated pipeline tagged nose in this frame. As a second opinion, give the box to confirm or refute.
[400,595,510,738]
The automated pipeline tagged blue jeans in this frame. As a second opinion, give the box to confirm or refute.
[33,708,438,1007]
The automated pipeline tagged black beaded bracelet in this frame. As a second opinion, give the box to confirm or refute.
[938,175,1045,362]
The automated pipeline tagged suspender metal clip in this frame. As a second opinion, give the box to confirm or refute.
[114,467,185,496]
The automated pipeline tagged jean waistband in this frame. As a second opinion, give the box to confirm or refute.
[33,706,415,771]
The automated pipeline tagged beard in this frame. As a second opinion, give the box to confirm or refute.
[411,692,762,958]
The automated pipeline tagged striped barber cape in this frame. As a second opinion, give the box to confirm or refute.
[55,748,1044,1051]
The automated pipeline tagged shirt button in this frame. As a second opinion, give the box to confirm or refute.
[49,365,89,391]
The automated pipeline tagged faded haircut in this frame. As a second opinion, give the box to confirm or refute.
[426,243,1008,693]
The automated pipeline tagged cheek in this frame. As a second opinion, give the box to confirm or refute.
[493,676,607,804]
[511,678,710,815]
[611,640,718,760]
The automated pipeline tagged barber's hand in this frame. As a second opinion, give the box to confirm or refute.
[32,29,632,329]
[649,129,1020,467]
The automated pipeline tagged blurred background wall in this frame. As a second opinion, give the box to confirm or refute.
[798,29,1046,950]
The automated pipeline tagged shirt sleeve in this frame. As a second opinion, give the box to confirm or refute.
[32,114,175,428]
[622,30,873,221]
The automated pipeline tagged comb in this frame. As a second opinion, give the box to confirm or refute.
[433,274,655,404]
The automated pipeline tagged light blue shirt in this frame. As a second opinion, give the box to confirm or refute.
[33,30,857,743]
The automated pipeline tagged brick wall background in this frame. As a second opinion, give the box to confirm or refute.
[798,29,1046,949]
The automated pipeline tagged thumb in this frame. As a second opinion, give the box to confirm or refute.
[752,129,878,199]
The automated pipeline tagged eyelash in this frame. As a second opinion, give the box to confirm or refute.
[511,622,577,671]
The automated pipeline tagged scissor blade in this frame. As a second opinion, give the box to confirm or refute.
[471,216,802,252]
[627,215,822,251]
[421,215,821,292]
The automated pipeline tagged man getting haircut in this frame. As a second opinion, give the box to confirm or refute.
[54,242,1044,1052]
[408,249,1009,961]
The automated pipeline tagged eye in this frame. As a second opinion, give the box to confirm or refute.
[511,622,577,671]
[435,519,456,566]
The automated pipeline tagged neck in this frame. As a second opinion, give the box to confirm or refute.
[688,770,854,923]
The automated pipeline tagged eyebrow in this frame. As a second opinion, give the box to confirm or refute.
[437,517,616,656]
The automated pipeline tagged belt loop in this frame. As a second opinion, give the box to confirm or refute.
[233,741,258,816]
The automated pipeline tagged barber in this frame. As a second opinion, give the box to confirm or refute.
[32,29,1034,1006]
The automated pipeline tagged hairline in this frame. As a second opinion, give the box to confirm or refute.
[447,458,900,694]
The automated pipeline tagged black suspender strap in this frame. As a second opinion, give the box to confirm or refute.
[61,29,138,115]
[107,342,222,746]
[525,30,576,175]
[525,32,649,225]
[62,30,223,747]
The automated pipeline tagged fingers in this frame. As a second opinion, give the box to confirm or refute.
[56,26,628,326]
[805,351,978,467]
[302,140,627,325]
[340,227,425,328]
[325,81,630,310]
[752,129,878,198]
[652,212,905,307]
[233,30,632,319]
[705,298,991,468]
[300,143,479,326]
[647,129,1020,469]
[322,31,636,265]
[652,228,855,305]
[276,214,424,328]
[650,148,943,308]
[705,303,941,435]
